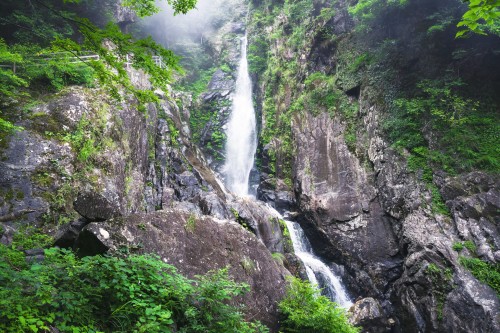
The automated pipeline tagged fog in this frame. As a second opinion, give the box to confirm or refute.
[138,0,241,48]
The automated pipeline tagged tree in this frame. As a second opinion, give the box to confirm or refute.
[0,0,199,129]
[456,0,500,37]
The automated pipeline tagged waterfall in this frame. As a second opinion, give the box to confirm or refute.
[285,220,352,308]
[223,33,352,309]
[223,36,257,196]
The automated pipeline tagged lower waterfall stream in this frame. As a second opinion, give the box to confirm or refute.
[224,35,352,308]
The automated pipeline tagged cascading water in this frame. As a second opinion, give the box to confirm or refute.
[285,220,352,308]
[223,36,257,197]
[223,33,352,308]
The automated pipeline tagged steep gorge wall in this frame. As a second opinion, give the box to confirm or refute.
[0,71,290,330]
[248,0,500,331]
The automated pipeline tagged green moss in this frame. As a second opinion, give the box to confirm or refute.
[424,262,454,321]
[271,252,285,265]
[185,214,197,233]
[240,257,255,274]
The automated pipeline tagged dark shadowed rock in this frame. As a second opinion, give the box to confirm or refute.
[73,192,122,222]
[74,209,290,330]
[54,218,89,248]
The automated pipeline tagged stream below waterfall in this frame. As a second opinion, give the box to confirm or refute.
[223,35,352,308]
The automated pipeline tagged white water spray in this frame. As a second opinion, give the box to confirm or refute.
[223,34,352,308]
[285,220,352,308]
[223,36,257,196]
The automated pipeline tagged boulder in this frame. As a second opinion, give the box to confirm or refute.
[73,191,122,222]
[349,297,393,333]
[74,209,290,330]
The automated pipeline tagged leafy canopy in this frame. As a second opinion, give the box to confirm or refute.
[457,0,500,37]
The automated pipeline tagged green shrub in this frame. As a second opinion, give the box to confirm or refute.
[385,79,500,174]
[0,244,269,333]
[278,277,359,333]
[23,57,95,92]
[452,242,464,252]
[459,256,500,297]
[463,240,477,253]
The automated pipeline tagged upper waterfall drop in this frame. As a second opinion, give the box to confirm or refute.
[223,36,257,196]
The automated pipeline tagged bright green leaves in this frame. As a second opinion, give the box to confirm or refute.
[456,0,500,37]
[123,0,161,17]
[278,277,359,333]
[0,40,28,99]
[51,20,181,112]
[0,243,268,333]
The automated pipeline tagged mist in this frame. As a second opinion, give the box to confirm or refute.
[137,0,243,48]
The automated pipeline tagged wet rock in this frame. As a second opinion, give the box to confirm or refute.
[73,192,122,222]
[199,192,230,219]
[349,297,391,333]
[229,199,285,253]
[293,112,375,223]
[275,191,295,211]
[231,21,246,34]
[74,209,290,329]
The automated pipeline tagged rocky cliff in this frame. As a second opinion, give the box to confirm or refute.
[247,0,500,332]
[0,66,290,329]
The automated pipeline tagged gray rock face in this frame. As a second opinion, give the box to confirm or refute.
[229,198,285,253]
[349,297,393,333]
[75,209,290,330]
[0,87,155,232]
[288,97,500,332]
[292,111,401,301]
[73,192,121,221]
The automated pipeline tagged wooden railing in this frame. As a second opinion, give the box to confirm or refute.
[0,51,165,73]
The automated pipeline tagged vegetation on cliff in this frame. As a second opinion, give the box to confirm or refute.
[249,0,499,199]
[0,0,199,133]
[278,277,359,333]
[0,231,270,333]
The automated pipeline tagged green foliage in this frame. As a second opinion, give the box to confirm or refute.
[384,79,500,174]
[459,256,500,296]
[278,277,359,333]
[0,40,28,98]
[0,244,268,333]
[463,240,477,253]
[248,39,269,75]
[1,0,193,114]
[348,0,409,28]
[271,252,285,265]
[177,67,215,98]
[24,56,95,92]
[424,262,454,320]
[452,240,477,253]
[63,110,106,163]
[456,0,500,37]
[452,242,465,251]
[185,213,197,232]
[84,0,199,17]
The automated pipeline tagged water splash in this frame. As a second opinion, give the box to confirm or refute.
[223,36,257,197]
[285,220,352,308]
